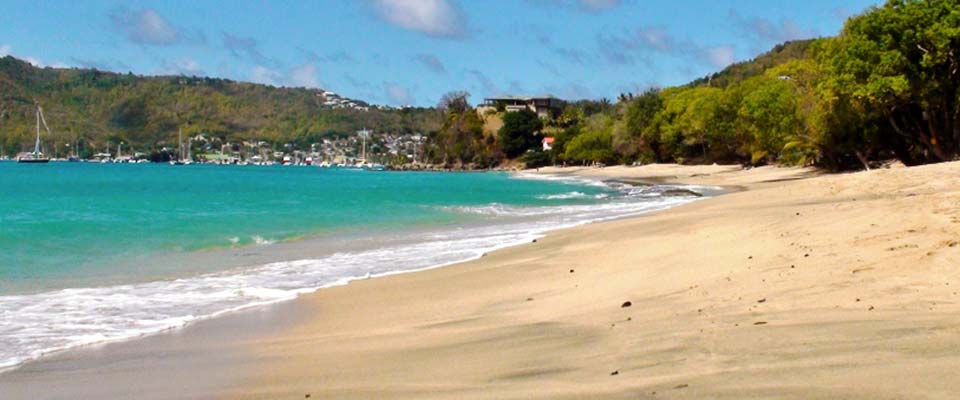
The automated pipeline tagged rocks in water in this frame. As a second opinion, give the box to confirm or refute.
[661,188,702,197]
[621,301,632,308]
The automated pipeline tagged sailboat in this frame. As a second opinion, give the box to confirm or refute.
[169,127,191,165]
[350,128,384,170]
[17,106,52,163]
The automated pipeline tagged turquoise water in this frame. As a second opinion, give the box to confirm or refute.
[0,161,710,371]
[0,162,606,293]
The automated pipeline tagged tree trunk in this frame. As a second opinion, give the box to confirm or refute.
[855,150,871,171]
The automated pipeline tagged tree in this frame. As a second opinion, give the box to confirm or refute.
[564,114,616,164]
[613,88,663,162]
[823,0,960,163]
[437,91,471,114]
[736,76,803,164]
[497,109,543,158]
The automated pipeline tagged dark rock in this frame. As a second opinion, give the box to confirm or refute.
[754,321,767,325]
[569,269,575,273]
[610,370,619,376]
[757,298,766,303]
[675,384,689,389]
[661,189,702,197]
[621,301,632,308]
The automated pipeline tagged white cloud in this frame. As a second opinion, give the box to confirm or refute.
[636,27,673,51]
[222,32,274,66]
[288,63,321,88]
[23,57,67,68]
[578,0,620,12]
[249,64,323,89]
[383,82,412,105]
[595,27,736,69]
[729,10,817,43]
[0,46,68,68]
[702,46,735,68]
[467,69,499,96]
[161,57,204,75]
[414,53,446,74]
[370,0,466,38]
[110,8,181,45]
[251,65,282,86]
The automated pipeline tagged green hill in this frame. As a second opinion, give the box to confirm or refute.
[688,39,816,88]
[0,56,440,158]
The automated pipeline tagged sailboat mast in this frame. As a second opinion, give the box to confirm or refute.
[35,107,42,155]
[360,128,367,161]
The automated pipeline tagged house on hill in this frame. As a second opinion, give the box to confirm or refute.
[542,136,555,151]
[477,95,563,118]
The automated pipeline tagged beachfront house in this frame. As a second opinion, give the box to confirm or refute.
[542,136,555,151]
[477,95,563,118]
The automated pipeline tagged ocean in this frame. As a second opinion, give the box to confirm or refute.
[0,162,716,371]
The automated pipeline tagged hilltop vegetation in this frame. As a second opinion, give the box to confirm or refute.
[0,57,440,158]
[428,0,960,171]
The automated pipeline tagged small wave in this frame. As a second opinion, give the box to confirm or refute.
[512,172,609,188]
[0,179,712,373]
[536,191,589,200]
[252,236,275,245]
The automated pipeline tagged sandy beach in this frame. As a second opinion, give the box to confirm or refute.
[3,162,959,399]
[213,162,960,399]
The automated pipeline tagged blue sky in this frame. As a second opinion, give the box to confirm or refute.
[0,0,881,107]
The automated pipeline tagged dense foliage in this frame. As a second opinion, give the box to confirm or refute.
[498,109,543,158]
[0,57,441,158]
[424,92,500,168]
[513,0,960,170]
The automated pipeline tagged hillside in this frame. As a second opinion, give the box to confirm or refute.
[688,39,815,88]
[0,57,441,158]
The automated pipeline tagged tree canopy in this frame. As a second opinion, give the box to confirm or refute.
[498,108,543,158]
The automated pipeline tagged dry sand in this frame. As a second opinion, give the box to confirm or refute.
[224,162,960,399]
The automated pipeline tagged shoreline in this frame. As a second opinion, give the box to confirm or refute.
[5,162,960,399]
[0,169,710,382]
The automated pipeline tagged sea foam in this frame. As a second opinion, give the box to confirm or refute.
[0,175,713,372]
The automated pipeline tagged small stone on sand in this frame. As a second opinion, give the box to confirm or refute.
[621,301,632,308]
